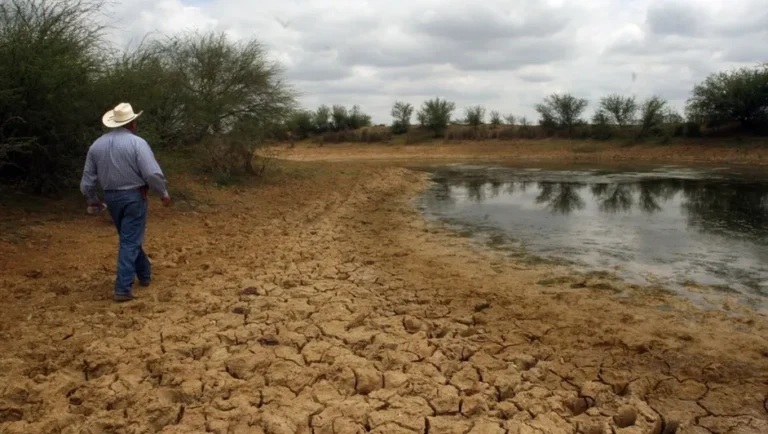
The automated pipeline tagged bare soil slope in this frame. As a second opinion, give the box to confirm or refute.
[1,165,767,433]
[277,140,768,167]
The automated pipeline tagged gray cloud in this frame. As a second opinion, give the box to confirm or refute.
[336,36,573,71]
[286,52,352,82]
[100,0,764,124]
[723,42,768,63]
[412,3,571,43]
[518,73,554,84]
[646,2,700,36]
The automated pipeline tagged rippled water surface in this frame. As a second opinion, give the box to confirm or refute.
[418,164,768,307]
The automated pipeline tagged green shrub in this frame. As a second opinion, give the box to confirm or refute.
[685,122,702,137]
[417,97,456,137]
[598,94,637,127]
[535,93,588,137]
[0,0,105,193]
[348,105,372,129]
[638,96,668,138]
[464,106,486,127]
[313,105,332,133]
[287,110,315,139]
[331,105,348,131]
[391,101,413,135]
[591,111,614,140]
[489,111,502,128]
[686,65,768,131]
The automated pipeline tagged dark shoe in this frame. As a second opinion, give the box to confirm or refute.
[139,280,151,287]
[114,293,136,303]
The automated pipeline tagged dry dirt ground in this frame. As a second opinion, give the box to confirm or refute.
[276,140,768,167]
[1,158,767,434]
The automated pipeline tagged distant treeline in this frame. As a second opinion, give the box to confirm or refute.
[289,64,768,143]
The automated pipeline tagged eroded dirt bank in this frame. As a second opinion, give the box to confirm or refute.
[276,140,768,167]
[1,166,767,434]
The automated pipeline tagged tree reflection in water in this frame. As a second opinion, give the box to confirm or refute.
[681,182,768,239]
[535,182,586,214]
[590,183,633,213]
[466,179,487,203]
[431,174,768,239]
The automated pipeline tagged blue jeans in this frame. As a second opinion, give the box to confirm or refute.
[104,189,150,296]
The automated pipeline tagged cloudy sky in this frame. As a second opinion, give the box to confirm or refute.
[103,0,766,124]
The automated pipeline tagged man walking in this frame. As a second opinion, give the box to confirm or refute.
[80,103,172,302]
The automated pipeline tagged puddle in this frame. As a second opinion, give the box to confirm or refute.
[417,164,768,311]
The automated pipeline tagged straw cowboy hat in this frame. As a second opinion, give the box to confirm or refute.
[102,102,143,128]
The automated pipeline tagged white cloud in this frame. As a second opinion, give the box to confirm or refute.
[100,0,766,124]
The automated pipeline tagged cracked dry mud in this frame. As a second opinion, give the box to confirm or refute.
[1,166,768,434]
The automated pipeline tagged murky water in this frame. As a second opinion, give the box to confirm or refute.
[418,164,768,308]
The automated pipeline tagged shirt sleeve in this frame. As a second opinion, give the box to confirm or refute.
[80,149,100,203]
[135,139,169,197]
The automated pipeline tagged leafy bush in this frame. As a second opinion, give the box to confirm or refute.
[663,109,685,137]
[347,105,372,129]
[417,97,456,137]
[685,122,702,138]
[325,104,372,131]
[535,94,588,137]
[159,32,295,174]
[591,110,614,140]
[489,111,502,128]
[0,0,105,193]
[159,32,294,146]
[599,94,637,127]
[464,106,486,127]
[287,110,315,139]
[331,105,349,131]
[686,65,768,130]
[313,105,332,133]
[95,43,184,149]
[638,96,668,138]
[390,101,413,134]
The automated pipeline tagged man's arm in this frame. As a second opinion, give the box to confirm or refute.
[135,139,169,198]
[80,149,100,203]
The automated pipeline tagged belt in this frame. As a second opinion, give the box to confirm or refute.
[104,188,141,192]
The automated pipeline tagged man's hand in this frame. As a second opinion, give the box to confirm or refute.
[161,195,173,207]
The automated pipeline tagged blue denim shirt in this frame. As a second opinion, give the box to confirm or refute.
[80,128,168,203]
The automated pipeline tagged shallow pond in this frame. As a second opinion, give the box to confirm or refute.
[418,164,768,309]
